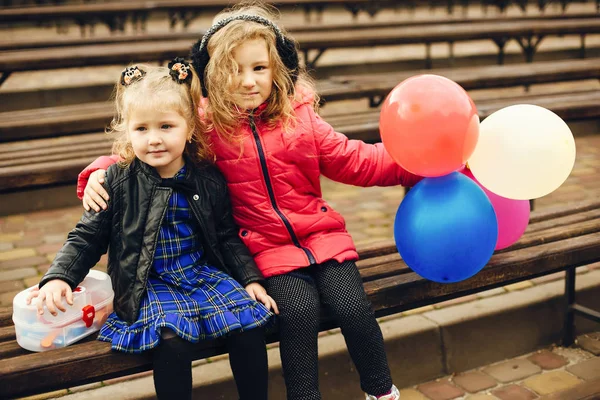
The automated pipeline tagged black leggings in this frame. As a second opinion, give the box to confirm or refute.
[266,260,393,400]
[152,327,268,400]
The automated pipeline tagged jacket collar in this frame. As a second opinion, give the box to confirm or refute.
[249,101,269,116]
[133,157,195,183]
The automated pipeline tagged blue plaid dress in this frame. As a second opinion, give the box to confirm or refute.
[98,167,272,353]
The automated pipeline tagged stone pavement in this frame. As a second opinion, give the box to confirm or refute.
[397,333,600,400]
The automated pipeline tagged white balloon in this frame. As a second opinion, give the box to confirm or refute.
[468,104,576,200]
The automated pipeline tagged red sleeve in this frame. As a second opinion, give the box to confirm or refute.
[76,155,120,199]
[311,108,422,188]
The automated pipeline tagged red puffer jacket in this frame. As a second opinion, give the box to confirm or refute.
[78,89,421,278]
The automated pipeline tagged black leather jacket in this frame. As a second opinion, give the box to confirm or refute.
[40,159,264,324]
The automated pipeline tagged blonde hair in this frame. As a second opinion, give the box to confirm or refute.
[108,64,213,167]
[203,1,317,142]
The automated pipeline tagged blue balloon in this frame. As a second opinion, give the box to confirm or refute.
[394,172,498,283]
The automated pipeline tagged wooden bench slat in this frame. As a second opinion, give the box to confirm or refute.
[529,198,600,224]
[0,0,389,22]
[526,208,600,234]
[296,18,600,49]
[0,340,28,359]
[0,137,111,161]
[0,149,112,169]
[0,325,15,342]
[0,156,111,191]
[0,132,109,154]
[322,58,600,103]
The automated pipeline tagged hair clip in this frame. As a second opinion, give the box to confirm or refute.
[120,66,146,86]
[168,57,192,84]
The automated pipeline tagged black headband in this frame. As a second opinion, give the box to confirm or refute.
[190,14,299,97]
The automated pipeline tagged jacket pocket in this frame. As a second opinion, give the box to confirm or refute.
[317,201,346,230]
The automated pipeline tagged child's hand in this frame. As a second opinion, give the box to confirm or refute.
[25,279,73,316]
[83,169,109,212]
[245,282,279,315]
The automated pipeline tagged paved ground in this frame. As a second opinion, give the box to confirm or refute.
[399,336,600,400]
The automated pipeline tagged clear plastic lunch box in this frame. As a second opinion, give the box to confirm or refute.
[12,269,114,352]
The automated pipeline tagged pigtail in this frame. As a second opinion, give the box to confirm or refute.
[107,66,143,167]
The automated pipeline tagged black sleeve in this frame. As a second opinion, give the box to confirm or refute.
[39,181,114,290]
[212,172,264,287]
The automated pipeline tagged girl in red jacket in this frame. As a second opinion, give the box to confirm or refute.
[79,3,420,399]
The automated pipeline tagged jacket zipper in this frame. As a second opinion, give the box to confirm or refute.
[249,114,316,265]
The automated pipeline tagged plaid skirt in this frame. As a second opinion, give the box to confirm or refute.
[98,263,272,353]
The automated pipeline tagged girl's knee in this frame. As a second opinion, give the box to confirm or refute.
[227,327,265,345]
[278,297,320,326]
[327,292,373,321]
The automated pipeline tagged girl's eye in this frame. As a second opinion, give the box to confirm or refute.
[255,66,266,71]
[161,124,172,129]
[136,127,147,132]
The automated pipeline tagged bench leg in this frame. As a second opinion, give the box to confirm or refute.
[449,41,455,67]
[446,0,454,15]
[562,266,600,347]
[425,42,432,69]
[563,266,576,346]
[493,38,507,65]
[580,34,587,59]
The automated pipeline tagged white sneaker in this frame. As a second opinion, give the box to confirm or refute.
[365,385,400,400]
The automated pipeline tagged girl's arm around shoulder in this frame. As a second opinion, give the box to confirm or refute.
[203,165,265,287]
[41,170,115,290]
[77,155,120,199]
[306,106,422,188]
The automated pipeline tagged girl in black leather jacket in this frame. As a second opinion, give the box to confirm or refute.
[26,60,277,400]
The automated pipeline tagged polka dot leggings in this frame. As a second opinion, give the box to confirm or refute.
[266,260,393,400]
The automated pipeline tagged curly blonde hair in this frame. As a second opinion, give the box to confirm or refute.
[108,64,213,167]
[203,1,317,141]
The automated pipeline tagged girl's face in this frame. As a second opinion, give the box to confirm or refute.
[231,38,273,110]
[127,108,189,178]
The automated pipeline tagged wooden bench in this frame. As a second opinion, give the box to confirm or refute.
[2,0,594,34]
[0,88,598,195]
[0,198,599,399]
[3,12,597,52]
[2,16,599,86]
[2,57,599,142]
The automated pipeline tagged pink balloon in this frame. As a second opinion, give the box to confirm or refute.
[461,168,530,250]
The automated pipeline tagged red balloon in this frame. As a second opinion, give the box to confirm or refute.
[380,74,480,177]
